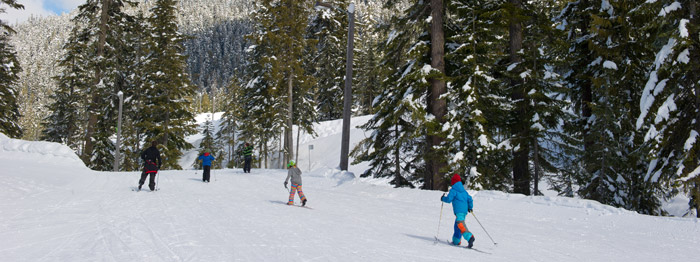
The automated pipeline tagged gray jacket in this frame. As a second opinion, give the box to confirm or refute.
[285,167,302,185]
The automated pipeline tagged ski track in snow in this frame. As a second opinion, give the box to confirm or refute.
[2,164,698,261]
[2,118,700,261]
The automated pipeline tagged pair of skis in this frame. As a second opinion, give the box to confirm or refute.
[132,186,158,192]
[433,237,491,254]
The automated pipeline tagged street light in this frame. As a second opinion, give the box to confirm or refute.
[315,1,355,171]
[114,91,124,172]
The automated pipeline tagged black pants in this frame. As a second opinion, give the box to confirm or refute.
[244,155,252,173]
[139,171,157,190]
[203,165,211,182]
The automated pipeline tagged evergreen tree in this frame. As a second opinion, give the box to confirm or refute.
[0,0,24,138]
[217,78,242,168]
[42,26,89,151]
[353,1,432,188]
[308,0,348,121]
[194,119,220,169]
[246,0,316,166]
[637,0,700,216]
[443,0,510,190]
[71,0,137,168]
[139,0,197,170]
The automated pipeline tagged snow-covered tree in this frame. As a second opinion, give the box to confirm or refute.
[0,0,24,138]
[138,0,196,170]
[637,0,700,217]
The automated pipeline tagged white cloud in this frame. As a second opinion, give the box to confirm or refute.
[1,0,83,25]
[2,0,53,25]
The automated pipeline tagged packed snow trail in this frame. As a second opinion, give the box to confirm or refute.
[2,133,699,261]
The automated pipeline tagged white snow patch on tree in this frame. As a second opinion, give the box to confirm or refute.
[677,48,690,64]
[654,94,676,125]
[603,61,618,70]
[685,130,698,152]
[507,62,519,72]
[658,2,681,17]
[679,19,689,37]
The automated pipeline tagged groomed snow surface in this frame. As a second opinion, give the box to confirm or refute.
[1,117,699,261]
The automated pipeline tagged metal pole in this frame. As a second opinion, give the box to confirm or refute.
[339,3,355,171]
[114,91,123,172]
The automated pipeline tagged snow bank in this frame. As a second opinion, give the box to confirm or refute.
[0,133,86,169]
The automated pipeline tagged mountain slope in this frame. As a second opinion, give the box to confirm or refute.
[1,127,699,261]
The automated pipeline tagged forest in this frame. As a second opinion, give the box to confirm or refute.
[0,0,698,217]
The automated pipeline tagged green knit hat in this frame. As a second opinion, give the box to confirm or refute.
[287,160,296,168]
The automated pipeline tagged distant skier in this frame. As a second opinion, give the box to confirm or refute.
[242,142,253,173]
[197,151,215,183]
[441,174,475,248]
[139,141,162,191]
[284,160,307,206]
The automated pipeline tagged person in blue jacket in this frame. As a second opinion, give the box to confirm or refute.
[197,151,215,183]
[441,173,475,248]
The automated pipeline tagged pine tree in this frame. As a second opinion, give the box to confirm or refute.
[308,0,349,121]
[443,0,509,190]
[353,1,432,188]
[0,0,24,138]
[42,26,89,151]
[71,0,137,168]
[139,0,197,170]
[246,0,316,166]
[637,0,700,216]
[194,119,220,169]
[217,79,242,168]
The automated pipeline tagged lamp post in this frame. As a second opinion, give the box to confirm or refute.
[315,1,354,171]
[114,91,124,172]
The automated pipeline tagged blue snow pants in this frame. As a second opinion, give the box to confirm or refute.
[452,213,473,245]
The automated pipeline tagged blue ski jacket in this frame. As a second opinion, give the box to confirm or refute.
[198,154,215,167]
[441,182,473,215]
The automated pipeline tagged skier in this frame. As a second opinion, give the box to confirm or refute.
[441,173,475,248]
[197,151,215,182]
[242,142,253,173]
[138,141,162,191]
[284,160,307,206]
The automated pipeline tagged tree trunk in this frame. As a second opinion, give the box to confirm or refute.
[394,124,401,185]
[509,0,531,195]
[428,0,448,191]
[296,126,301,164]
[286,73,294,166]
[82,0,111,164]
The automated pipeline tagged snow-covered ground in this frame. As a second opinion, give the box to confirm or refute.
[1,116,699,261]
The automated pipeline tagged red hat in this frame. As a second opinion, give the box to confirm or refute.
[450,174,461,186]
[204,152,210,156]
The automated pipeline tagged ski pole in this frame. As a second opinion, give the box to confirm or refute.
[155,171,160,191]
[471,212,497,245]
[434,195,445,244]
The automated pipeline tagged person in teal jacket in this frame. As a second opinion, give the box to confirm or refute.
[197,152,215,182]
[441,174,475,248]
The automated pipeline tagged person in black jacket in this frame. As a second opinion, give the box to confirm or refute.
[138,141,162,191]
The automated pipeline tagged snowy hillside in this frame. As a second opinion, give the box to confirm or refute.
[1,117,699,261]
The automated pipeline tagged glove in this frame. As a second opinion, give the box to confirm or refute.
[284,181,288,188]
[468,209,473,213]
[440,193,445,201]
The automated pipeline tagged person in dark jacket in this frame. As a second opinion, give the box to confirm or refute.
[197,151,215,182]
[242,142,253,173]
[441,174,475,248]
[138,141,162,191]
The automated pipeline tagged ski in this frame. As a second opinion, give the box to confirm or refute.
[436,238,491,254]
[288,204,312,209]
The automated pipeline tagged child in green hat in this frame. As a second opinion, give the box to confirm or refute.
[284,160,307,206]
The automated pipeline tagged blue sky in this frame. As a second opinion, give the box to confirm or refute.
[44,1,72,14]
